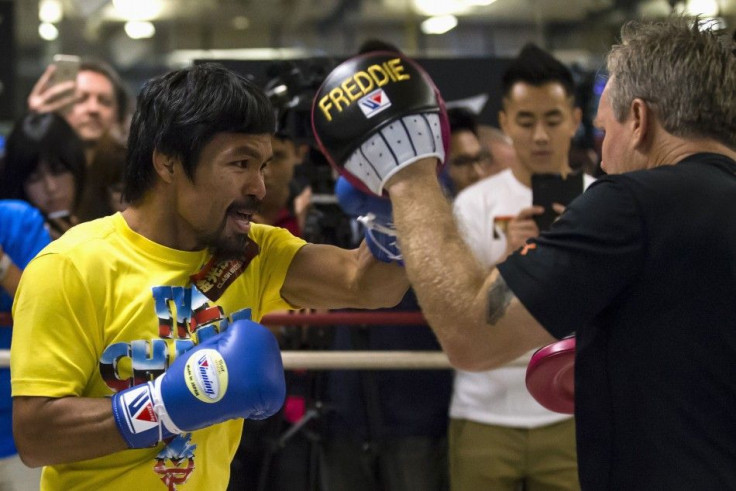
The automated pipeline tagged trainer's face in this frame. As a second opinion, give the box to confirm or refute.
[447,129,492,193]
[65,70,118,146]
[175,132,270,257]
[499,82,580,181]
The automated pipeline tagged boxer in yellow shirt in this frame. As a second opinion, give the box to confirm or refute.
[11,63,413,490]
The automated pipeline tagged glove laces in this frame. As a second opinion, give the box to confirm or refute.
[358,213,403,262]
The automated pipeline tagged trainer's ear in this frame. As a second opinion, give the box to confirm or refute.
[630,97,650,149]
[153,149,176,183]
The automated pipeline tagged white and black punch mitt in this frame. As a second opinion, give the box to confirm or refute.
[311,51,450,196]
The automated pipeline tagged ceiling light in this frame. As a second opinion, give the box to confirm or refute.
[421,15,458,35]
[232,16,250,30]
[413,0,471,16]
[113,0,163,21]
[38,22,59,41]
[39,0,63,23]
[124,20,156,39]
[466,0,497,5]
[684,0,719,16]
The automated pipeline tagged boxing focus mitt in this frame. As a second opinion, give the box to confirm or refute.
[312,51,449,196]
[112,319,286,448]
[335,176,402,263]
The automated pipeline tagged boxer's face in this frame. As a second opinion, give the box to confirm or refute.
[499,82,580,180]
[172,132,270,257]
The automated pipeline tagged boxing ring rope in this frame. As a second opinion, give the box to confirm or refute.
[0,311,528,369]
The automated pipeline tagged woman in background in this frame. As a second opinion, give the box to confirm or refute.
[0,112,86,239]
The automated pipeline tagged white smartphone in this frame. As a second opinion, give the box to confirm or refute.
[51,54,81,86]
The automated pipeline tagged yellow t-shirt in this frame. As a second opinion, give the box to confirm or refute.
[11,213,306,490]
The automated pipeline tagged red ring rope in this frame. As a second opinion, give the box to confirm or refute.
[0,311,427,328]
[261,311,426,326]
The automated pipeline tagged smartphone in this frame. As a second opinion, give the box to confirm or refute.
[531,173,584,232]
[50,54,81,86]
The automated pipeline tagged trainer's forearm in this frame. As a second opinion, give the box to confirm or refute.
[13,396,129,467]
[387,161,490,360]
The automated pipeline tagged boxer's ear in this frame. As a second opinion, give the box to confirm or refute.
[153,149,176,183]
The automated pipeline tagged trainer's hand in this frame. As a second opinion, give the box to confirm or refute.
[312,51,449,197]
[335,176,402,263]
[27,65,77,114]
[111,320,285,448]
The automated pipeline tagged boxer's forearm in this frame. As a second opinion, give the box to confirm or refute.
[13,396,128,467]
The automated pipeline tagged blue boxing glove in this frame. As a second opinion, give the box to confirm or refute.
[335,176,402,264]
[111,319,285,448]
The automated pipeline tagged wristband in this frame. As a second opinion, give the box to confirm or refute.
[0,253,12,283]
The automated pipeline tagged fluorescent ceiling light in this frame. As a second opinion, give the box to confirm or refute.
[113,0,163,21]
[39,0,63,23]
[124,20,156,39]
[38,22,59,41]
[166,48,314,68]
[413,0,470,16]
[412,0,496,15]
[421,15,458,35]
[232,16,250,30]
[684,0,719,16]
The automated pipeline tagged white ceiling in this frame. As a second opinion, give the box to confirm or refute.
[7,0,735,91]
[15,0,735,61]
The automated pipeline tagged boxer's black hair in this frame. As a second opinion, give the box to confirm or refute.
[124,63,275,204]
[502,43,576,99]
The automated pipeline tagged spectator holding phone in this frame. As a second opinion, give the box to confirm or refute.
[448,44,594,491]
[27,57,131,164]
[0,112,86,239]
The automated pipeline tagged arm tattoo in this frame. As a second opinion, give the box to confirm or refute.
[486,275,515,325]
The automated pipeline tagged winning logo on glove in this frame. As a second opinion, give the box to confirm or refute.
[184,349,228,403]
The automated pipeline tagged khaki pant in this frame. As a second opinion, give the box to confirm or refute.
[0,454,41,491]
[320,436,448,491]
[449,418,579,491]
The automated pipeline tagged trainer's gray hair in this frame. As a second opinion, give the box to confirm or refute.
[606,16,736,150]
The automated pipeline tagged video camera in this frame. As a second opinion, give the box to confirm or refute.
[263,58,355,248]
[264,59,333,147]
